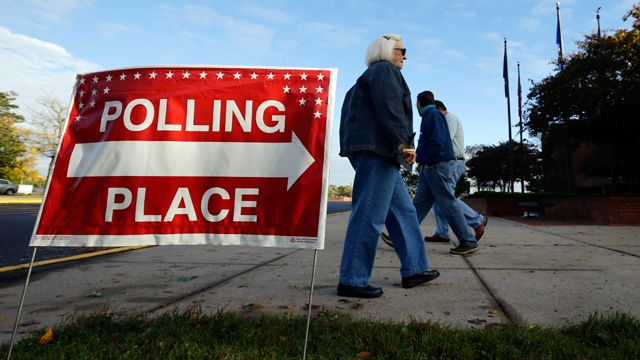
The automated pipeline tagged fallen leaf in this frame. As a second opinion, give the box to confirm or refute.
[357,351,372,359]
[350,303,364,310]
[38,327,54,345]
[488,309,498,317]
[242,303,262,310]
[0,316,10,322]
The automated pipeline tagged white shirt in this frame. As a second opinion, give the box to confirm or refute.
[444,112,465,159]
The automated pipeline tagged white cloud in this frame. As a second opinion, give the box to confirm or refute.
[482,32,502,42]
[529,58,555,77]
[0,26,100,115]
[443,49,468,62]
[615,0,637,12]
[298,21,363,48]
[100,22,139,40]
[415,37,443,51]
[444,2,477,19]
[159,4,277,55]
[531,0,553,16]
[241,2,293,23]
[520,16,541,31]
[26,0,92,21]
[472,55,499,73]
[531,0,576,20]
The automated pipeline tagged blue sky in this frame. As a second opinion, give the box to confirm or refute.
[1,0,636,185]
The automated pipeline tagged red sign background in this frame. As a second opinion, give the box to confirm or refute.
[31,66,336,249]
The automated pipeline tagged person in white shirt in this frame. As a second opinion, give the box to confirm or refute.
[425,100,487,243]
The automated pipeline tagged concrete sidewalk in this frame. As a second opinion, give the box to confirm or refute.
[1,211,640,344]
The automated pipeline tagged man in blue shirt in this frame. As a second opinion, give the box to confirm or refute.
[412,91,479,255]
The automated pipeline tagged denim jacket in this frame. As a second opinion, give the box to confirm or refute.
[339,61,414,158]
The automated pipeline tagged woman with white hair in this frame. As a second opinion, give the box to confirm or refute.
[337,34,440,298]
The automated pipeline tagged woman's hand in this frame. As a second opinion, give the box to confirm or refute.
[402,149,416,165]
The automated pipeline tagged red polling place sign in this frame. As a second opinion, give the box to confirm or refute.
[31,66,337,249]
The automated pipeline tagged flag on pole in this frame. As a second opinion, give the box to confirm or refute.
[503,38,510,98]
[556,2,564,70]
[517,62,522,119]
[597,7,602,38]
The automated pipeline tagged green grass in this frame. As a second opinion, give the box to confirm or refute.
[2,310,639,359]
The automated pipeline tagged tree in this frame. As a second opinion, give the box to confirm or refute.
[3,147,44,186]
[400,166,419,195]
[328,185,352,198]
[0,91,27,180]
[401,164,469,197]
[28,94,68,177]
[525,4,640,192]
[466,140,542,192]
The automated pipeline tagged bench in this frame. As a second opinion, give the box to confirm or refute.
[518,201,545,218]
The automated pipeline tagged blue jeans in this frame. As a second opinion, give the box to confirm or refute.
[339,152,429,287]
[434,160,484,239]
[413,160,477,247]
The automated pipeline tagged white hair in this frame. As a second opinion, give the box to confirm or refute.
[364,34,402,66]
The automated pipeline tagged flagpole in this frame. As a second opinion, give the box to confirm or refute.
[503,37,514,193]
[517,62,525,193]
[596,7,602,38]
[556,2,564,70]
[555,2,574,192]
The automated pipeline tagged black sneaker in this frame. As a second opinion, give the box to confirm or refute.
[449,245,479,255]
[380,232,394,248]
[337,284,383,298]
[401,270,440,288]
[424,234,450,243]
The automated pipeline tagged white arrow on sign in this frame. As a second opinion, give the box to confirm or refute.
[67,132,315,190]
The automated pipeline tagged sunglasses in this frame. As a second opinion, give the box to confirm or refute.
[394,48,407,56]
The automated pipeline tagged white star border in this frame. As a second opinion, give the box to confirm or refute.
[74,67,333,120]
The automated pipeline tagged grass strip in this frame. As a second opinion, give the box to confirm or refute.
[2,309,639,359]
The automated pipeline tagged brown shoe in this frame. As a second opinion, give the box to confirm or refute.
[424,234,450,243]
[380,232,394,248]
[450,245,479,255]
[474,216,488,241]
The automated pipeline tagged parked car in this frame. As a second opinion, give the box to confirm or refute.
[0,179,19,195]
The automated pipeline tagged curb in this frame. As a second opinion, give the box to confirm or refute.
[0,246,149,273]
[0,198,42,204]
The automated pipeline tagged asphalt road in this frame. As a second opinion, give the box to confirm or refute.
[0,204,84,268]
[0,201,351,268]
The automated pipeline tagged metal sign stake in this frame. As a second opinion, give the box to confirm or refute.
[302,249,319,360]
[6,247,38,360]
